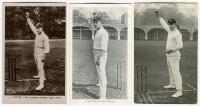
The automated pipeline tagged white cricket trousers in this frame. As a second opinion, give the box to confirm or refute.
[93,50,107,98]
[34,54,45,84]
[167,56,182,91]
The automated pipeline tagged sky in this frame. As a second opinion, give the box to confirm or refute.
[134,3,198,18]
[74,7,127,20]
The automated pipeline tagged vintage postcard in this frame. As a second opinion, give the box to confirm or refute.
[134,2,198,104]
[67,4,133,103]
[3,3,66,104]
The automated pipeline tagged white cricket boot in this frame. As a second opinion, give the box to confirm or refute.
[172,91,182,98]
[35,79,44,90]
[96,83,100,87]
[33,75,39,78]
[99,86,106,100]
[35,84,44,90]
[163,85,176,89]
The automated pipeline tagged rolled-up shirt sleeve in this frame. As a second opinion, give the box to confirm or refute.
[173,32,183,51]
[100,30,109,51]
[43,36,50,53]
[159,17,170,32]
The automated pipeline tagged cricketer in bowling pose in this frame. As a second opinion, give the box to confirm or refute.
[93,16,109,99]
[26,12,50,90]
[156,11,183,98]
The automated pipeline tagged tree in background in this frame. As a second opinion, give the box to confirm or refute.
[73,10,113,24]
[5,6,66,40]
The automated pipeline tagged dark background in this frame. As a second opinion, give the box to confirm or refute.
[5,6,66,40]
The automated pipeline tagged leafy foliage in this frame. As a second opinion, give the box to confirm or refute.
[5,6,66,40]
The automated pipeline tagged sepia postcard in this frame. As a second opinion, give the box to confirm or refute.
[3,2,66,104]
[134,2,198,104]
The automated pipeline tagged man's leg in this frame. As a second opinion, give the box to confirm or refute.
[99,63,107,99]
[33,55,39,78]
[95,65,100,86]
[35,56,45,90]
[94,50,100,86]
[171,57,182,97]
[98,52,107,99]
[164,57,176,88]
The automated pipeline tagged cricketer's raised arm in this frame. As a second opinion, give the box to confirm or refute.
[26,12,38,37]
[155,11,170,32]
[159,17,170,32]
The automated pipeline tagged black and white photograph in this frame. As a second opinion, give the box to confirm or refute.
[134,2,197,104]
[71,4,129,100]
[3,3,66,103]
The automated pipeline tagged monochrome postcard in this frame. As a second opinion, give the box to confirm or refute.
[68,4,132,102]
[3,3,66,104]
[134,2,198,104]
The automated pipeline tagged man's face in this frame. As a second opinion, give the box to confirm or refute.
[169,23,176,31]
[94,21,101,29]
[36,27,43,35]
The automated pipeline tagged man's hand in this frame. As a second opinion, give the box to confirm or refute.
[155,10,159,17]
[42,53,48,62]
[96,50,105,65]
[166,49,174,54]
[96,57,100,66]
[25,12,30,18]
[99,49,105,57]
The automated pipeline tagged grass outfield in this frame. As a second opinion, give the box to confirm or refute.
[73,40,127,99]
[134,40,197,104]
[5,40,65,95]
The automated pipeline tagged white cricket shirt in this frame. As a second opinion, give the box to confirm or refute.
[159,17,183,57]
[34,32,50,56]
[93,26,109,51]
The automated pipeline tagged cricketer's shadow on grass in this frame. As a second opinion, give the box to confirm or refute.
[73,83,99,99]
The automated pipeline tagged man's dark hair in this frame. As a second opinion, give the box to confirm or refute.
[93,16,102,22]
[168,19,176,25]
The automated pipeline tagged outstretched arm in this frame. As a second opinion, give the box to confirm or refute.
[26,12,38,36]
[155,11,170,32]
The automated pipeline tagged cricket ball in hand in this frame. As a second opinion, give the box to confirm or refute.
[26,12,29,15]
[155,11,158,13]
